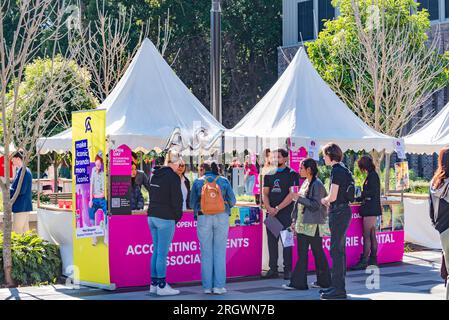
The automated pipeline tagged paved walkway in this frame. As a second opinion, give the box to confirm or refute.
[0,250,446,300]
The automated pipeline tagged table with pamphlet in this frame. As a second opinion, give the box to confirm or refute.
[107,203,264,288]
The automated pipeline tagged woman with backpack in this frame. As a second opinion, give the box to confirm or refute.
[320,142,354,300]
[190,160,237,295]
[429,146,449,300]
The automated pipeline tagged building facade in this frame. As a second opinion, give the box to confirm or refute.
[278,0,449,179]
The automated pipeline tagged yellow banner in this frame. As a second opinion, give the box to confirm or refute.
[72,109,110,286]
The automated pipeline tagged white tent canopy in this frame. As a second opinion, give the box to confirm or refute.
[37,38,225,154]
[226,47,397,153]
[404,102,449,154]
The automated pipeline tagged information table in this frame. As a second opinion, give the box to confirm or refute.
[295,200,405,271]
[108,208,263,288]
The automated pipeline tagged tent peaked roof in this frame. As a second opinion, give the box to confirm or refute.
[404,102,449,154]
[37,38,225,154]
[230,47,396,153]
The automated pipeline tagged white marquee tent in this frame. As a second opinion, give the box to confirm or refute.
[404,102,449,154]
[226,47,398,153]
[37,38,225,154]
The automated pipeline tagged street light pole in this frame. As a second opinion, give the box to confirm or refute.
[210,0,222,124]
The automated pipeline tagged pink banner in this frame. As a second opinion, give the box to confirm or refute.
[289,146,307,173]
[293,205,404,271]
[109,145,132,176]
[108,212,263,288]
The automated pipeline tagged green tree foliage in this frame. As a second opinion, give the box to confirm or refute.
[5,56,97,174]
[79,0,282,128]
[0,232,62,286]
[7,56,97,138]
[5,1,282,129]
[307,0,449,136]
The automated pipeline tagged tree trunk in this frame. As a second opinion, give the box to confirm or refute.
[1,186,15,287]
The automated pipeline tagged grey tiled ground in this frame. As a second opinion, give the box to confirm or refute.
[0,250,446,300]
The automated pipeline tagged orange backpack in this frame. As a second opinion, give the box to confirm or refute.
[200,176,226,215]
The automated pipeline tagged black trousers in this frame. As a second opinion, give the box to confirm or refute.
[290,228,331,289]
[329,205,352,292]
[266,212,292,272]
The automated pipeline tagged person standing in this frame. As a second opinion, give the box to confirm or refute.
[429,146,449,300]
[262,149,300,280]
[89,151,107,246]
[177,159,191,211]
[244,155,258,196]
[148,150,184,296]
[10,151,32,234]
[190,161,236,295]
[130,152,151,211]
[283,158,331,290]
[351,155,381,270]
[320,143,354,300]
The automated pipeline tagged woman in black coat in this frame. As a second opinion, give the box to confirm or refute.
[351,155,382,270]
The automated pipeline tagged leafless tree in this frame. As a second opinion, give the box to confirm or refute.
[0,0,82,287]
[311,0,449,190]
[69,0,174,102]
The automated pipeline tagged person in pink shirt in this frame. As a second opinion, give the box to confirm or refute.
[244,155,259,198]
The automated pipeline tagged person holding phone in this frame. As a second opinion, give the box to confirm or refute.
[282,158,331,291]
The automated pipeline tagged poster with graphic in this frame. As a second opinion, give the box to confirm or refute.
[72,109,111,287]
[394,139,406,160]
[250,152,260,195]
[395,161,410,191]
[307,139,320,161]
[74,143,107,239]
[109,144,132,215]
[288,138,308,173]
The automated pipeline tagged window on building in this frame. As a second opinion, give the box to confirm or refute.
[298,0,314,42]
[419,0,439,21]
[446,0,449,18]
[318,0,335,32]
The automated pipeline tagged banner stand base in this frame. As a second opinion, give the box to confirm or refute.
[76,280,116,291]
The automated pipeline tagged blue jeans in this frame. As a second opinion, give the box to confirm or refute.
[245,175,255,196]
[197,213,229,289]
[148,217,175,279]
[89,198,107,223]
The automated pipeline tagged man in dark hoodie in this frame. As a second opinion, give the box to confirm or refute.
[148,150,183,296]
[430,147,449,300]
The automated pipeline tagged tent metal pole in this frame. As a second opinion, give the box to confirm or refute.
[384,150,391,196]
[210,0,222,123]
[37,152,40,208]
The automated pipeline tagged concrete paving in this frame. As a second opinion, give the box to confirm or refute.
[0,250,446,300]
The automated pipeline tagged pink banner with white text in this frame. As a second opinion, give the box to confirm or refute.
[108,212,263,288]
[293,204,404,271]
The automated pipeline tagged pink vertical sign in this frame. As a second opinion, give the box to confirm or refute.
[288,138,307,173]
[109,144,132,215]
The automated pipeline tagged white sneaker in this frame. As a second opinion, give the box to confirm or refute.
[157,283,180,296]
[282,284,296,290]
[204,288,213,294]
[213,287,227,295]
[149,285,157,295]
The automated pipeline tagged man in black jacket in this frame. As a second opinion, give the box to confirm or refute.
[147,151,183,296]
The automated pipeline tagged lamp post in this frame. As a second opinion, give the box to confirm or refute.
[210,0,222,124]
